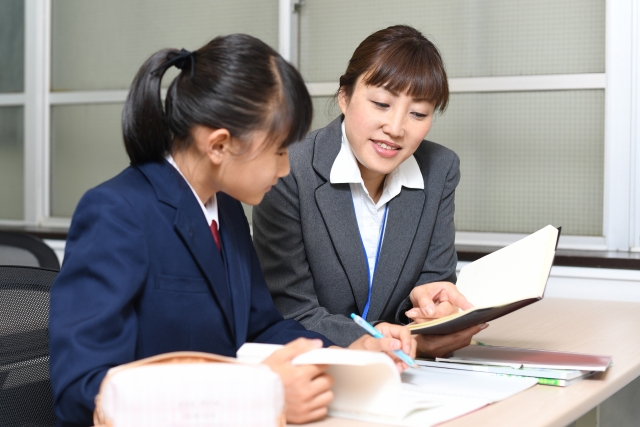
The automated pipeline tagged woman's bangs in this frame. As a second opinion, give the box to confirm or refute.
[362,44,448,111]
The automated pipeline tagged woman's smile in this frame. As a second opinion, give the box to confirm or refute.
[371,139,401,158]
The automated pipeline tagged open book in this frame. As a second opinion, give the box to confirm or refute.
[237,343,536,427]
[237,343,443,424]
[408,225,560,335]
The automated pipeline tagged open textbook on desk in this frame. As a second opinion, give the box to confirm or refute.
[408,225,560,335]
[237,343,537,427]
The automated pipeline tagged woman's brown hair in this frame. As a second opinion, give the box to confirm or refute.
[339,25,449,112]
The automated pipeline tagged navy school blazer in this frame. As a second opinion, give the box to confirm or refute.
[49,159,332,427]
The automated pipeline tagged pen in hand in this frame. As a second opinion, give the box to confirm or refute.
[350,313,419,369]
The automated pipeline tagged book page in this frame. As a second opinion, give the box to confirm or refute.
[402,366,537,402]
[235,342,282,364]
[237,344,404,418]
[457,225,558,308]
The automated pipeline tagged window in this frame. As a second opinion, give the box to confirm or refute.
[0,0,25,222]
[2,0,638,252]
[292,0,635,250]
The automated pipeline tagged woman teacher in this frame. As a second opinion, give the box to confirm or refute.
[253,25,486,356]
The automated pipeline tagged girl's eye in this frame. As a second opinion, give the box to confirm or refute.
[372,101,389,109]
[412,112,428,119]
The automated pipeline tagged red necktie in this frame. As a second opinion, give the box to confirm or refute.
[210,219,221,251]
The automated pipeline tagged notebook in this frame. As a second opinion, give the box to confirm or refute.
[408,225,560,335]
[436,345,612,371]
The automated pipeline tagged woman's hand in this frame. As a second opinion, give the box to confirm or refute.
[262,338,334,424]
[347,322,416,372]
[414,324,488,358]
[405,281,473,323]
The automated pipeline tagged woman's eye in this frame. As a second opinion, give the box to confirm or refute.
[412,112,428,119]
[372,101,389,109]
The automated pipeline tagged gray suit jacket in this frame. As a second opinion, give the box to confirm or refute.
[253,117,459,347]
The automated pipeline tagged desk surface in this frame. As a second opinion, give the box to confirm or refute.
[303,298,640,427]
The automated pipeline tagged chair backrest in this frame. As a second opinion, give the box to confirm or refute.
[0,266,58,427]
[0,232,61,270]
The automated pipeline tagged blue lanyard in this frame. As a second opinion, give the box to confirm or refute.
[358,204,388,320]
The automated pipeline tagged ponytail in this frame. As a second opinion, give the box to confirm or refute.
[122,49,175,165]
[122,34,313,166]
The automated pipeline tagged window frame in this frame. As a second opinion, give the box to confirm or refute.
[0,0,637,252]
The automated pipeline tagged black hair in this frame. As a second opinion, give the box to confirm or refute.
[122,34,313,165]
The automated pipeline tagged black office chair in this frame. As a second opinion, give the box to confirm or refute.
[0,266,58,427]
[0,232,60,270]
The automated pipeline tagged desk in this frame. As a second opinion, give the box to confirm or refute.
[303,298,640,427]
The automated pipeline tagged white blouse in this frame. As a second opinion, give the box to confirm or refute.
[329,122,424,288]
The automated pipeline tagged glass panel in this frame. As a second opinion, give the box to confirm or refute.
[427,90,604,236]
[311,97,339,132]
[50,104,129,217]
[299,0,604,82]
[0,107,24,220]
[0,0,24,92]
[51,0,279,91]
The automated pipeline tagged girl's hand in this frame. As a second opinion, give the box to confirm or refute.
[347,322,416,372]
[262,338,334,424]
[405,281,474,323]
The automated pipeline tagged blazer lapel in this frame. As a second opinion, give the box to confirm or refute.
[312,117,370,315]
[173,193,235,333]
[138,160,235,334]
[217,196,249,349]
[366,188,425,320]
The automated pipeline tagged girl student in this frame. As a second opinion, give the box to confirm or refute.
[48,34,414,427]
[253,25,486,356]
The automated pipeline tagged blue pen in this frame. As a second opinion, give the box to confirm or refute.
[350,313,419,369]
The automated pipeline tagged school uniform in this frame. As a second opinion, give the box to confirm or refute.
[49,159,332,427]
[253,117,460,347]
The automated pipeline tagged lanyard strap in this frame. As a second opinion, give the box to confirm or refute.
[359,204,389,320]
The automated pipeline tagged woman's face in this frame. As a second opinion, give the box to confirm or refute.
[338,76,435,179]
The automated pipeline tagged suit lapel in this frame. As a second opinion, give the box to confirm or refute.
[217,196,249,349]
[315,183,370,315]
[366,188,425,320]
[311,117,427,321]
[312,117,370,315]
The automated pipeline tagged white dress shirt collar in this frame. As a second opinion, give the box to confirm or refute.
[165,154,219,230]
[329,121,424,207]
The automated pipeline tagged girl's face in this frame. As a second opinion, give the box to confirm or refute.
[216,131,290,206]
[338,76,435,180]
